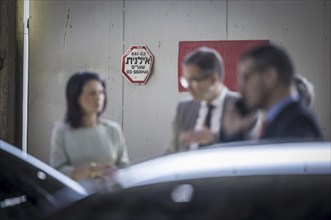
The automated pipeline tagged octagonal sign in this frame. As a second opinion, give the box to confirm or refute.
[121,45,154,85]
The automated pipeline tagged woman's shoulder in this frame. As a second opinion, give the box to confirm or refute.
[99,118,121,130]
[51,122,72,140]
[53,121,71,132]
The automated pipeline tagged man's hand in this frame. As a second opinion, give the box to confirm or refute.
[180,126,215,146]
[223,102,257,135]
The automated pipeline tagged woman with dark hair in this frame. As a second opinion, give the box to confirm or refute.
[293,74,314,108]
[50,71,129,180]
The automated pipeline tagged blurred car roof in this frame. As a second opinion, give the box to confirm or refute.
[113,140,331,189]
[43,140,331,220]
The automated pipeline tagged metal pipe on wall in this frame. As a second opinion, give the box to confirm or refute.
[22,0,29,153]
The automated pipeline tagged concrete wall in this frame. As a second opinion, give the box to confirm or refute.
[0,0,17,145]
[27,0,330,163]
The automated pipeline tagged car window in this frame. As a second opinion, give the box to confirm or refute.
[0,141,89,220]
[0,175,39,220]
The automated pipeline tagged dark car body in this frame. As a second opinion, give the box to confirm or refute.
[0,140,88,220]
[44,141,331,220]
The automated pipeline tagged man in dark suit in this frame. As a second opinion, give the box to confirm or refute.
[237,44,322,140]
[169,47,257,152]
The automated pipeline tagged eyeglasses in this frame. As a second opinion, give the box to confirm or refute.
[180,75,211,89]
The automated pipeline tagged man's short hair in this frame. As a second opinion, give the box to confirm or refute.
[184,47,224,80]
[240,44,294,85]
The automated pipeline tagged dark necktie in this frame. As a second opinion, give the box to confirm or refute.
[204,104,214,128]
[258,118,268,139]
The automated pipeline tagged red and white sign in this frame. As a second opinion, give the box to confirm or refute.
[121,45,154,85]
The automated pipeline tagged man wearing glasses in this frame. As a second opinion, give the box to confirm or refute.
[169,47,256,152]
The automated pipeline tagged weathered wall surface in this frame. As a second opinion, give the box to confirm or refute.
[27,0,330,163]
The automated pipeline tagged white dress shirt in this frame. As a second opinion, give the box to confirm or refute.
[189,87,229,150]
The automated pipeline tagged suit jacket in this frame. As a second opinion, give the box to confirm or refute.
[262,101,323,140]
[170,90,241,152]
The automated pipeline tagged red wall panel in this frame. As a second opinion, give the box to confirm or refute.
[178,40,269,92]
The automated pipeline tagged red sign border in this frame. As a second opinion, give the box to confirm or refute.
[121,45,154,85]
